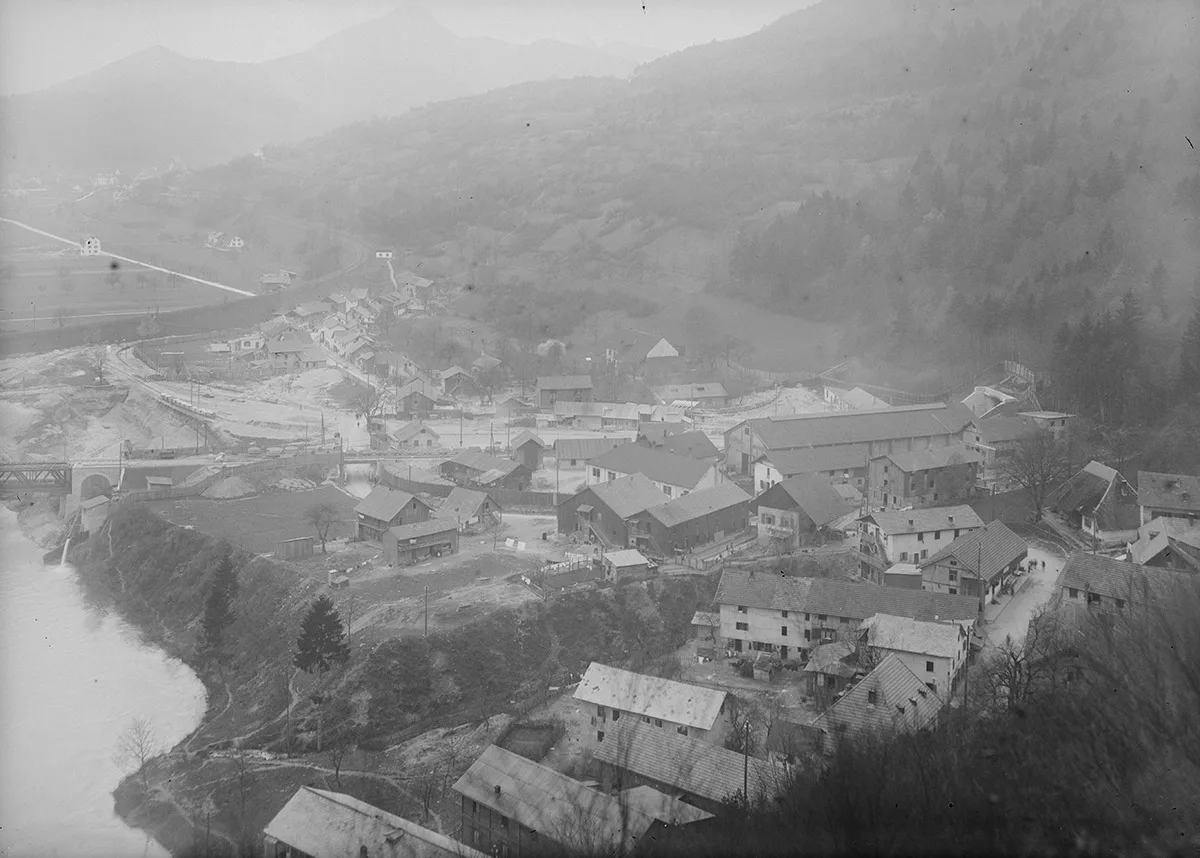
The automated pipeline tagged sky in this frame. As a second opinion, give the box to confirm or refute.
[0,0,814,96]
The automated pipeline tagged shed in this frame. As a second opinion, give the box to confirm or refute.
[146,475,174,499]
[601,548,653,581]
[275,536,315,560]
[382,519,460,565]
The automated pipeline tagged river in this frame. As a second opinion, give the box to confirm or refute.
[0,508,207,857]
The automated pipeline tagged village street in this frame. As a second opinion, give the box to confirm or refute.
[983,542,1067,647]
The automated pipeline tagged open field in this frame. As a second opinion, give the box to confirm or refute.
[146,484,359,554]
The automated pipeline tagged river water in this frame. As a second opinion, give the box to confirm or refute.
[0,508,208,858]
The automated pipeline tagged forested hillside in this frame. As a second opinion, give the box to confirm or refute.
[172,0,1197,379]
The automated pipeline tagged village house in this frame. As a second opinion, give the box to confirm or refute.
[592,720,781,817]
[263,786,485,858]
[691,610,723,659]
[575,662,729,748]
[495,395,536,421]
[586,442,722,500]
[394,380,438,419]
[1046,460,1140,545]
[963,413,1041,490]
[636,422,686,446]
[628,481,752,557]
[288,302,333,329]
[536,375,594,408]
[753,445,870,494]
[440,451,532,491]
[454,745,700,858]
[382,519,459,565]
[440,366,476,397]
[637,428,721,463]
[724,402,975,476]
[552,401,633,431]
[714,569,979,661]
[752,475,856,551]
[389,420,440,449]
[1126,517,1200,571]
[1137,471,1200,526]
[600,547,652,582]
[961,385,1019,418]
[655,383,729,408]
[375,350,422,381]
[1016,410,1074,440]
[266,337,320,374]
[621,331,685,377]
[326,292,351,313]
[509,430,545,471]
[552,436,629,467]
[919,520,1028,603]
[556,473,671,549]
[859,613,970,696]
[471,353,503,375]
[805,654,945,755]
[823,385,891,411]
[883,562,924,590]
[226,333,265,354]
[802,641,859,704]
[644,404,694,425]
[435,487,502,532]
[1052,553,1191,625]
[867,444,982,510]
[858,505,986,583]
[259,315,299,341]
[353,486,432,541]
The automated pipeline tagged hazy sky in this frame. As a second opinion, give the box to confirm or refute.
[0,0,813,95]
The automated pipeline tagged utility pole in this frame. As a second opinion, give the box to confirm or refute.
[459,410,463,447]
[284,667,291,755]
[424,585,429,638]
[742,717,750,813]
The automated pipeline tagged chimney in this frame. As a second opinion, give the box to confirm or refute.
[948,515,954,524]
[495,785,502,796]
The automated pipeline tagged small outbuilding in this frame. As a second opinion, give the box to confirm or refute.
[601,548,654,582]
[382,519,460,566]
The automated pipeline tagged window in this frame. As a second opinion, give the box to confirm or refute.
[934,530,941,540]
[762,514,774,525]
[954,529,960,538]
[471,800,478,816]
[607,471,617,481]
[597,705,606,719]
[899,551,908,561]
[782,610,788,618]
[917,532,925,542]
[612,709,621,721]
[921,549,928,560]
[883,465,889,474]
[926,682,937,692]
[949,588,957,595]
[1087,593,1101,606]
[592,468,600,478]
[662,485,672,496]
[597,731,605,742]
[823,674,836,687]
[926,661,934,673]
[805,613,810,621]
[804,630,811,641]
[643,715,650,723]
[818,614,827,622]
[655,718,663,727]
[738,605,748,614]
[736,622,749,631]
[473,830,481,845]
[1115,598,1125,609]
[1069,587,1079,599]
[867,690,878,705]
[500,817,509,833]
[677,726,688,736]
[949,570,957,582]
[781,626,788,636]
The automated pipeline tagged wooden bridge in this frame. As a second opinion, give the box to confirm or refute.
[0,462,73,496]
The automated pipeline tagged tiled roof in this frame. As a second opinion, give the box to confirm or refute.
[811,654,944,745]
[971,414,1039,445]
[603,549,650,568]
[637,422,687,446]
[589,443,713,490]
[755,475,854,528]
[575,663,727,731]
[691,611,720,627]
[386,518,460,542]
[919,521,1028,583]
[446,450,521,476]
[435,487,496,522]
[860,614,966,660]
[1047,461,1123,515]
[509,430,545,449]
[655,383,728,401]
[585,473,672,519]
[759,445,871,477]
[264,787,484,858]
[731,403,974,452]
[537,375,594,391]
[801,641,857,677]
[619,786,713,826]
[659,430,720,460]
[1055,553,1190,602]
[391,421,438,443]
[1137,471,1200,514]
[622,332,672,364]
[395,380,437,399]
[553,436,630,462]
[354,486,420,521]
[592,720,781,805]
[453,746,655,853]
[841,387,891,409]
[645,482,751,528]
[715,570,980,623]
[878,444,982,473]
[1127,518,1200,567]
[472,353,502,371]
[863,504,984,536]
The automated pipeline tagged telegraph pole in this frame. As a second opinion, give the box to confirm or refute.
[424,585,429,638]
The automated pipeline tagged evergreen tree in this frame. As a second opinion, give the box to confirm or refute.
[197,553,238,664]
[1180,280,1200,394]
[294,595,351,675]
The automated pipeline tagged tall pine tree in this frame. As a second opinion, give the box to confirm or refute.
[197,553,238,665]
[294,595,350,675]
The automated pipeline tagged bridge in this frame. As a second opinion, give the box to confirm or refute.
[0,462,73,497]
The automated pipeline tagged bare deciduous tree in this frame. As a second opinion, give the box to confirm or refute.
[971,605,1070,715]
[114,717,161,789]
[304,501,340,553]
[997,428,1074,521]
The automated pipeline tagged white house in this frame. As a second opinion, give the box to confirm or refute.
[586,442,722,500]
[858,505,985,583]
[574,662,729,748]
[859,613,970,697]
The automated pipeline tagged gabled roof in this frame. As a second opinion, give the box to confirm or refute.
[765,718,813,757]
[801,641,857,677]
[537,375,594,391]
[1055,553,1190,603]
[386,518,460,542]
[396,380,438,400]
[440,366,470,379]
[553,401,641,422]
[452,745,656,854]
[658,430,721,460]
[919,521,1028,583]
[729,403,974,452]
[603,548,650,568]
[588,443,713,490]
[860,614,965,660]
[840,387,891,409]
[390,421,439,443]
[582,473,672,519]
[622,331,674,364]
[1137,471,1200,514]
[575,663,727,730]
[810,654,944,744]
[619,786,713,826]
[758,445,871,477]
[355,486,424,521]
[754,475,854,528]
[263,786,484,858]
[1127,518,1200,568]
[862,505,984,536]
[591,720,780,806]
[552,436,629,462]
[715,571,980,623]
[691,610,720,628]
[637,422,688,446]
[970,414,1039,445]
[509,430,544,450]
[472,353,502,371]
[435,487,497,522]
[1047,461,1128,515]
[268,336,312,354]
[645,482,752,528]
[656,383,727,402]
[446,450,521,475]
[876,445,982,473]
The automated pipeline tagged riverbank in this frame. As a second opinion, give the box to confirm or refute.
[21,501,716,855]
